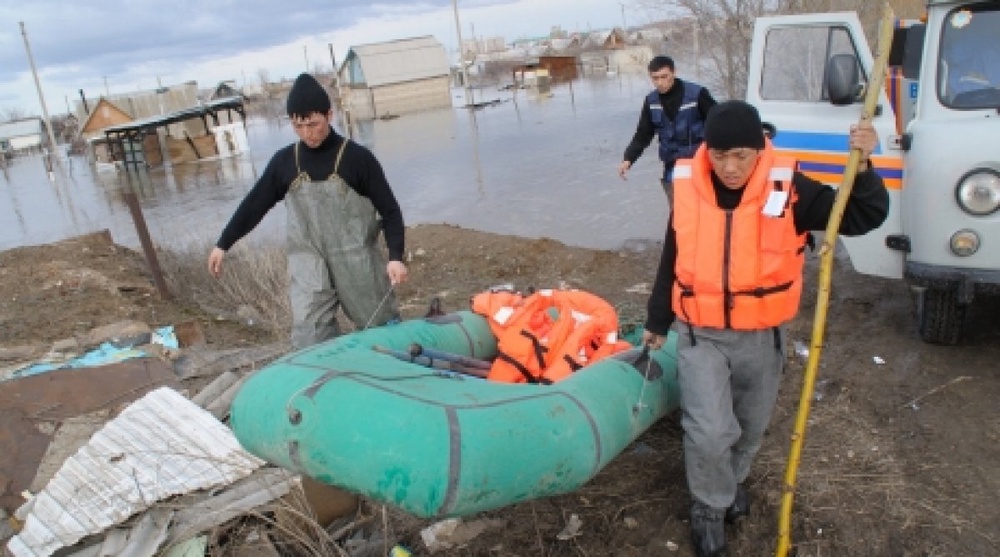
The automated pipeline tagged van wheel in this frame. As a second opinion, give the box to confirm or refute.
[917,287,965,345]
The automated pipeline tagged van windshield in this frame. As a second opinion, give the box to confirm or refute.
[939,5,1000,108]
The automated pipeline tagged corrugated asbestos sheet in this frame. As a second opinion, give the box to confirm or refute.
[350,35,449,87]
[7,387,265,557]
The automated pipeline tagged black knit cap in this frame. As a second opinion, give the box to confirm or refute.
[286,73,331,117]
[703,100,766,151]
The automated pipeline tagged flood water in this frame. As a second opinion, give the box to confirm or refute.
[1,74,670,254]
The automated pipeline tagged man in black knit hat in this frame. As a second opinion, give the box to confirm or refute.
[640,100,888,556]
[208,73,408,349]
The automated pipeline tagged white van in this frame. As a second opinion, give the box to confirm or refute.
[746,1,1000,344]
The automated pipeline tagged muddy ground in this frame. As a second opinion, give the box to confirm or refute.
[1,225,998,556]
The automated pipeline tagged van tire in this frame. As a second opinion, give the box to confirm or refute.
[917,287,965,345]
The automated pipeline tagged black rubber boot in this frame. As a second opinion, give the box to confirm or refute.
[725,483,750,524]
[690,502,727,557]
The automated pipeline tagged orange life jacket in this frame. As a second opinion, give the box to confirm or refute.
[471,289,631,384]
[670,143,807,330]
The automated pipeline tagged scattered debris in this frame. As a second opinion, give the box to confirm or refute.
[7,387,271,557]
[419,517,502,553]
[556,513,583,541]
[873,355,886,365]
[794,340,809,359]
[624,283,650,295]
[0,356,180,511]
[9,322,180,379]
[813,378,830,402]
[899,375,973,410]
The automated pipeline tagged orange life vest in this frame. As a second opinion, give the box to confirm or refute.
[670,143,807,330]
[471,289,631,384]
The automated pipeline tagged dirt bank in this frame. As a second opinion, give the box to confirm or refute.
[1,226,997,555]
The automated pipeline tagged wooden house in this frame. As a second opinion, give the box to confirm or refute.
[537,56,579,82]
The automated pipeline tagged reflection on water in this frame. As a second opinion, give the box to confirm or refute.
[1,74,668,252]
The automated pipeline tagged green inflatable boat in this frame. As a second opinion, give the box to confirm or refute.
[230,311,679,518]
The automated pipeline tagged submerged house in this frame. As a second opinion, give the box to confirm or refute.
[75,83,247,169]
[338,36,451,120]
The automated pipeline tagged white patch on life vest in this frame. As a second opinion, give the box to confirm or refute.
[605,332,618,343]
[539,289,554,297]
[680,101,696,111]
[570,309,593,323]
[769,167,793,182]
[493,306,515,325]
[763,191,789,217]
[673,164,693,179]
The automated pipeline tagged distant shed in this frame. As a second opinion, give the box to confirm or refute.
[0,118,45,155]
[338,36,451,120]
[538,56,579,82]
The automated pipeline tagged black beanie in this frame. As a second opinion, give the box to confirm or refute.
[286,73,331,117]
[703,100,766,151]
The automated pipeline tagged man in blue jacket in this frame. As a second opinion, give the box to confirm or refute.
[618,56,717,203]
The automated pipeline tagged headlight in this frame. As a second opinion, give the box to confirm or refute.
[950,229,980,257]
[955,169,1000,216]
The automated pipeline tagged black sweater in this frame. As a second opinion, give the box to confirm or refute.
[623,78,717,164]
[215,128,405,261]
[644,167,889,334]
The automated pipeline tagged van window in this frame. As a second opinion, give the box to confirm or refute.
[938,5,1000,108]
[760,25,862,102]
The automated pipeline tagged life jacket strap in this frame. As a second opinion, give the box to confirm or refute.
[495,350,551,385]
[732,280,794,299]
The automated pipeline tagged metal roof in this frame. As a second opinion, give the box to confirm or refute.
[346,35,449,87]
[101,96,244,136]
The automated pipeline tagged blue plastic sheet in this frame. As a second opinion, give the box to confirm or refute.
[9,326,177,379]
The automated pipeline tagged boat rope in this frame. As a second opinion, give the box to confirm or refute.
[362,286,396,331]
[283,369,451,423]
[632,343,652,415]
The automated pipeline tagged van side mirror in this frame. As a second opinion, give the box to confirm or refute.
[902,24,925,79]
[826,53,860,106]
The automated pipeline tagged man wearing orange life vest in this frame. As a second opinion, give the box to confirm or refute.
[641,101,888,557]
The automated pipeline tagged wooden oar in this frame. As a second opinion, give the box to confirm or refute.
[408,343,493,370]
[775,6,895,556]
[372,345,489,379]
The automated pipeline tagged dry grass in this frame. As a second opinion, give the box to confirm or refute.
[194,483,401,557]
[157,239,292,338]
[750,372,997,555]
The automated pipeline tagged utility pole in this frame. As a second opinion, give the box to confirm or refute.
[20,21,60,167]
[328,43,352,139]
[693,22,701,81]
[304,45,309,72]
[452,0,473,106]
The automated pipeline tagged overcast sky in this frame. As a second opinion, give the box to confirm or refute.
[0,0,643,116]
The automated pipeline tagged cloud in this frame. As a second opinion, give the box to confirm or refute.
[0,0,626,114]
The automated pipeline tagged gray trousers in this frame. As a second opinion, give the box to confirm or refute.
[676,323,786,510]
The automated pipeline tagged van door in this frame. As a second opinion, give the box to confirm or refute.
[746,12,905,279]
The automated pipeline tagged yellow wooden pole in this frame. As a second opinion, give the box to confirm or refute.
[775,6,895,556]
